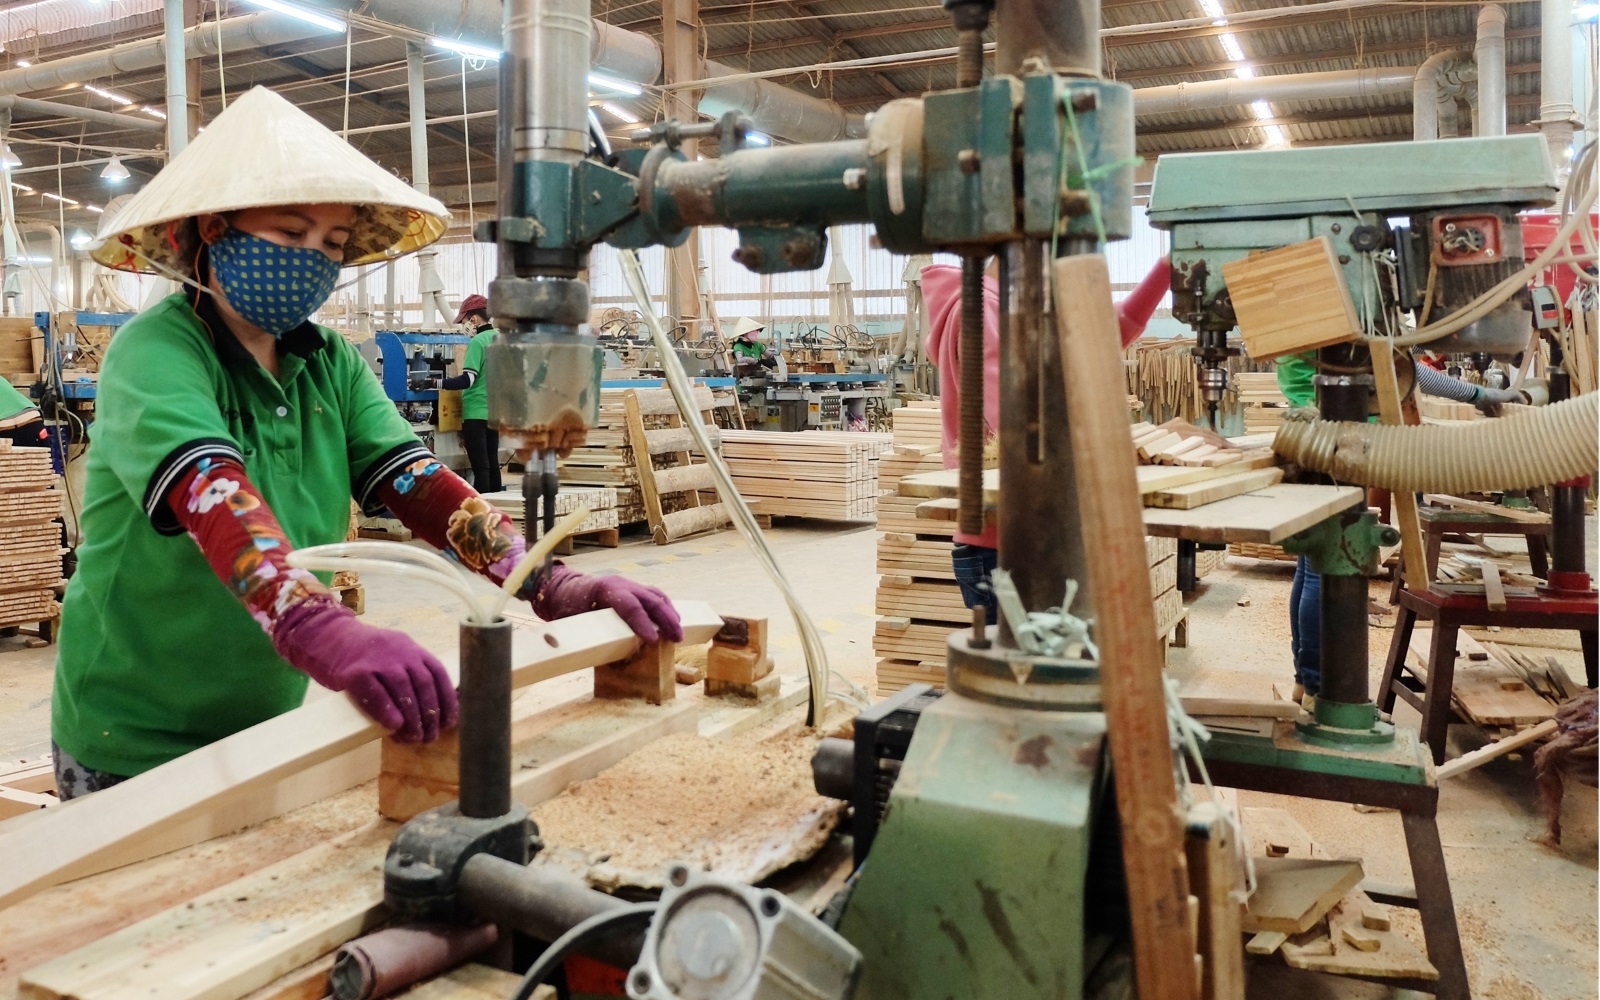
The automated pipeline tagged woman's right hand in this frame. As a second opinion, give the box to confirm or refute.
[272,596,459,742]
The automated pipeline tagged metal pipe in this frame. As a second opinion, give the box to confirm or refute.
[996,0,1097,77]
[1412,51,1474,141]
[650,140,872,231]
[1538,0,1578,169]
[957,256,985,537]
[0,13,327,97]
[406,42,444,327]
[0,97,163,134]
[1476,5,1507,137]
[1317,573,1370,705]
[1551,485,1587,576]
[1134,67,1415,117]
[458,619,513,819]
[458,854,644,965]
[163,0,187,157]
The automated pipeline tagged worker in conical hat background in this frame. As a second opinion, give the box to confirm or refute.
[728,316,776,370]
[53,86,681,799]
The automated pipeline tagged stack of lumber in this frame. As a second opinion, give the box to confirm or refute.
[875,518,1184,695]
[1123,337,1273,425]
[558,385,738,527]
[1228,541,1296,562]
[1234,372,1291,433]
[0,442,61,633]
[1132,418,1251,468]
[721,430,891,520]
[481,486,621,536]
[889,400,942,448]
[558,388,644,524]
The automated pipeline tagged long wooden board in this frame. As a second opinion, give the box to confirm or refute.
[1143,467,1285,510]
[0,602,725,912]
[1140,484,1364,544]
[1053,255,1198,1000]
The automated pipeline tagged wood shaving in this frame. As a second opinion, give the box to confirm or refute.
[530,732,843,891]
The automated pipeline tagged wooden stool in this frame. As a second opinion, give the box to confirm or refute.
[1379,585,1598,765]
[1389,507,1550,602]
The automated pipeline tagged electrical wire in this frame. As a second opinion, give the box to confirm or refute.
[507,903,657,1000]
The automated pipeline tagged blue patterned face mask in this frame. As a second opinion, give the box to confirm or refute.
[207,228,342,337]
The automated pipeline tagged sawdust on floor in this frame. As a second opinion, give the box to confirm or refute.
[530,731,843,891]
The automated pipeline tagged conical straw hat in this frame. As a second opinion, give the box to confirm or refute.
[731,316,765,338]
[91,86,450,274]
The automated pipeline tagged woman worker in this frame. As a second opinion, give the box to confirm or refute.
[53,87,679,799]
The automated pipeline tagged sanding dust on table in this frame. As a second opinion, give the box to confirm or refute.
[530,732,844,892]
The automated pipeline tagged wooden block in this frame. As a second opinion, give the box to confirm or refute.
[595,640,676,704]
[1340,924,1382,952]
[1220,236,1360,359]
[713,614,768,655]
[1144,467,1285,510]
[1360,903,1392,931]
[1245,931,1288,956]
[1482,560,1507,612]
[704,646,774,685]
[1242,857,1364,934]
[1282,890,1438,981]
[706,671,783,701]
[1184,801,1246,1000]
[674,663,704,685]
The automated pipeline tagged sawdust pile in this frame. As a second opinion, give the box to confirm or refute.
[530,732,844,891]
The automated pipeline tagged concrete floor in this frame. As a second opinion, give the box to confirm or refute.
[0,518,1594,999]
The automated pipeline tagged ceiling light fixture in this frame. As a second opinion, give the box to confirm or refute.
[43,192,79,205]
[1218,32,1246,62]
[241,0,346,33]
[142,105,167,119]
[1,146,19,170]
[1262,124,1288,146]
[601,102,639,123]
[10,181,32,193]
[16,59,29,68]
[1233,64,1255,79]
[745,132,771,146]
[70,231,94,250]
[101,156,130,182]
[1250,100,1273,120]
[85,204,104,214]
[85,84,134,105]
[431,36,500,60]
[587,72,642,96]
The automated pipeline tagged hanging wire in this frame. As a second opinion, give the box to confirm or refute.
[341,27,354,137]
[459,56,482,293]
[213,0,228,108]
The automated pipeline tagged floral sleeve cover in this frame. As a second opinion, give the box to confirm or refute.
[166,457,332,633]
[374,457,552,607]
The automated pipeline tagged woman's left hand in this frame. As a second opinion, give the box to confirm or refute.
[533,564,683,643]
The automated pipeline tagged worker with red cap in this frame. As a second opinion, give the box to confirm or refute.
[440,293,501,493]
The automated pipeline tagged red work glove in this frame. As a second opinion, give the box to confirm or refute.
[272,595,459,743]
[532,564,683,644]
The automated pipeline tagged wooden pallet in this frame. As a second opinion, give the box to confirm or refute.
[624,387,734,545]
[722,430,890,522]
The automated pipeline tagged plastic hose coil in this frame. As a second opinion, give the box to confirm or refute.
[1272,392,1599,493]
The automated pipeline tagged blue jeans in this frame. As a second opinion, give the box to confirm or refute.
[952,543,998,620]
[1289,556,1321,695]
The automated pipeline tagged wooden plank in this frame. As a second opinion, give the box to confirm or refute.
[1182,697,1301,720]
[0,603,725,912]
[1246,931,1288,956]
[1144,467,1284,510]
[1368,343,1430,592]
[1053,254,1197,1000]
[1422,494,1550,524]
[1220,236,1360,359]
[17,822,393,1000]
[1281,889,1438,981]
[1185,801,1246,1000]
[0,786,56,819]
[1242,857,1365,934]
[1481,560,1507,612]
[1435,719,1558,780]
[1141,485,1364,544]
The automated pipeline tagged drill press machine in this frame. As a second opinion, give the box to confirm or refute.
[379,0,1171,993]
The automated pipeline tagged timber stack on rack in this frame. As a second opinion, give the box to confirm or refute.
[888,401,942,449]
[722,430,892,521]
[624,386,739,545]
[1234,372,1291,434]
[0,442,62,640]
[481,485,622,551]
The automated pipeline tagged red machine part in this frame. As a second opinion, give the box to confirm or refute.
[1520,210,1599,310]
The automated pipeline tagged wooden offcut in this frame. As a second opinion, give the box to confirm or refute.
[1053,254,1198,1000]
[1243,857,1365,934]
[1220,237,1361,359]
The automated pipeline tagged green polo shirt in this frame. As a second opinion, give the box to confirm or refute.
[460,326,496,422]
[1275,351,1316,408]
[731,338,765,359]
[53,293,430,776]
[1,380,36,423]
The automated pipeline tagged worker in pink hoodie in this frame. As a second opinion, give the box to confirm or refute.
[921,256,1170,617]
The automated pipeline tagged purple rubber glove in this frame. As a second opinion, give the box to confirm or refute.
[272,595,459,743]
[532,563,683,643]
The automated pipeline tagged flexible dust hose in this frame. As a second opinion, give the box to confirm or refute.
[615,249,832,726]
[1272,392,1600,493]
